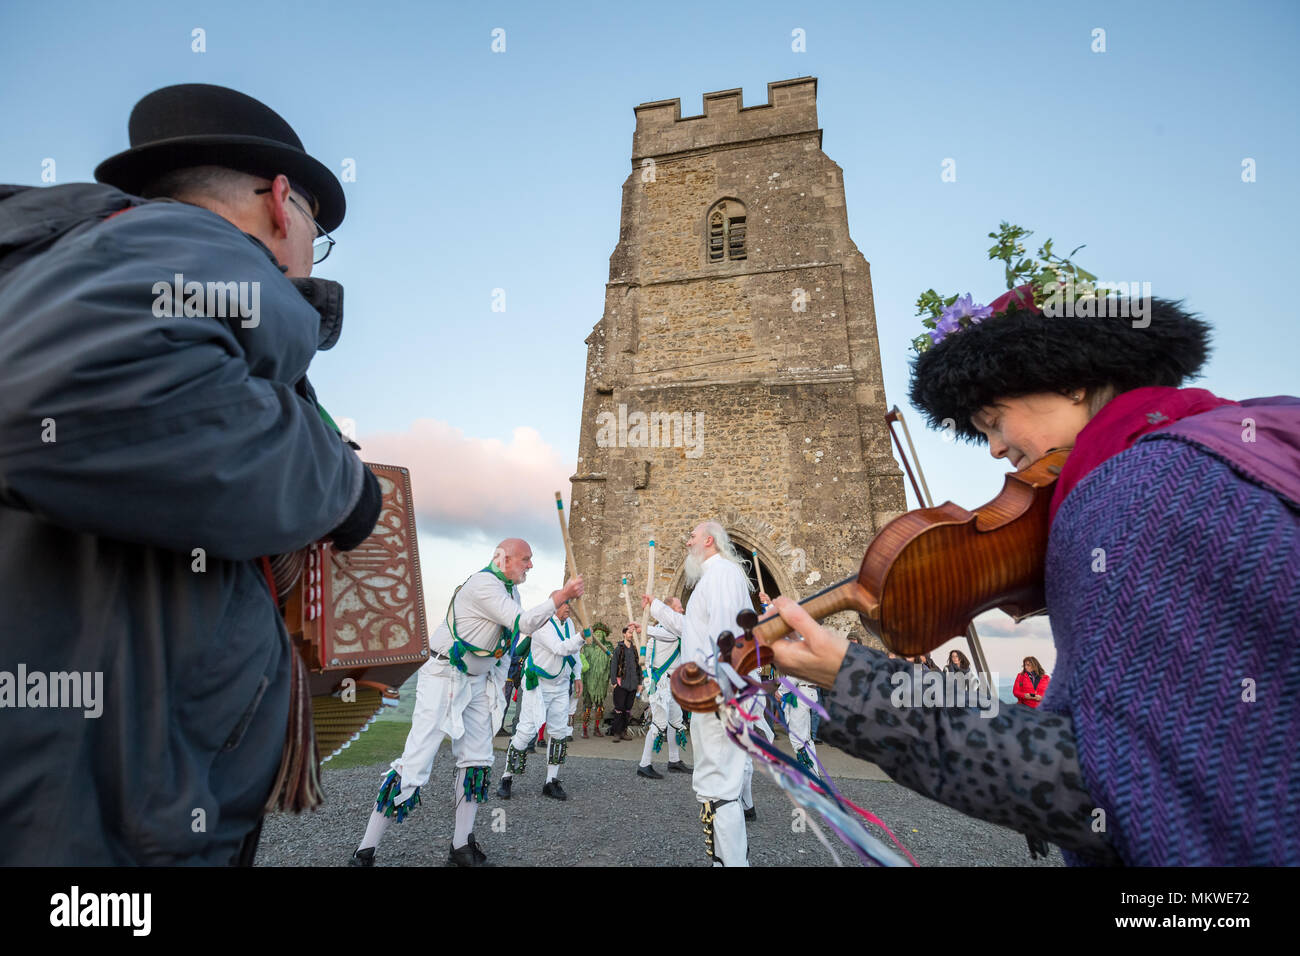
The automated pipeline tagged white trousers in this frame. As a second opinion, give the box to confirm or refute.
[511,678,573,750]
[740,696,774,810]
[648,674,685,731]
[692,710,748,867]
[640,674,686,765]
[786,695,818,762]
[389,661,501,805]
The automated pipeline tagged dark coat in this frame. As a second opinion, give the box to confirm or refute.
[612,641,642,689]
[0,184,365,864]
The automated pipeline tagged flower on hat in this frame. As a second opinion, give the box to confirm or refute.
[911,222,1105,354]
[927,293,993,346]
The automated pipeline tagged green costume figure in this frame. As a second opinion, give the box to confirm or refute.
[579,623,614,737]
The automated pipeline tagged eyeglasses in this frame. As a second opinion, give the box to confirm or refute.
[253,187,336,264]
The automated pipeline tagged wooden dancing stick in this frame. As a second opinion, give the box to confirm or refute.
[622,574,636,624]
[637,539,655,648]
[752,549,767,599]
[554,491,592,634]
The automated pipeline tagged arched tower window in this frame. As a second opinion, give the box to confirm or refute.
[707,199,747,262]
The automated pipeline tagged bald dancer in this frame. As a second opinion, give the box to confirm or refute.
[349,538,583,867]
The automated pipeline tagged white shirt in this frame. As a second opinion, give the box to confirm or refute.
[527,615,586,681]
[429,569,556,676]
[644,623,682,671]
[649,604,684,638]
[653,554,753,671]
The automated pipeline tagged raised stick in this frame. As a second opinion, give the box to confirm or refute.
[621,574,635,624]
[554,491,592,635]
[637,539,655,649]
[752,549,767,599]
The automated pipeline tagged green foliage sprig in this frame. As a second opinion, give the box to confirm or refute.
[911,222,1108,354]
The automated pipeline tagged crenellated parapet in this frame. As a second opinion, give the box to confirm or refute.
[632,77,820,163]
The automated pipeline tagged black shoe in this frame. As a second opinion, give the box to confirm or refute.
[496,776,512,800]
[447,842,482,867]
[666,760,692,774]
[636,764,663,780]
[348,847,375,867]
[542,780,567,801]
[523,741,536,755]
[466,832,487,864]
[744,806,757,822]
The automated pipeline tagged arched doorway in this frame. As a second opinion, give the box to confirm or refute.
[672,528,793,622]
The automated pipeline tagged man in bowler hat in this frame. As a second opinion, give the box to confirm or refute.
[0,84,379,864]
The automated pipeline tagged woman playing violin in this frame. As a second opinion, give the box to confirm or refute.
[770,251,1300,866]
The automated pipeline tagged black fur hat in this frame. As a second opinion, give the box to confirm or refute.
[909,292,1212,443]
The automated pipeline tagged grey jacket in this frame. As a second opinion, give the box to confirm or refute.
[0,184,365,864]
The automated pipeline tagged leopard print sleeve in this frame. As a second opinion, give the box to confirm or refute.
[821,643,1121,865]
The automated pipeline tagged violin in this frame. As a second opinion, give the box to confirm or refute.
[671,447,1070,713]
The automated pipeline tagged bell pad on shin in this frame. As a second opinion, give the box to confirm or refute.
[462,766,492,803]
[699,798,735,864]
[506,744,527,775]
[375,770,420,823]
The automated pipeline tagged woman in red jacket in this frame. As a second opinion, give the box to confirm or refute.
[1013,657,1050,708]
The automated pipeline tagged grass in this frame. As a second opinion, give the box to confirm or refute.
[320,721,411,771]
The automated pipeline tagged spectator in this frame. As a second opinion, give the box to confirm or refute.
[1013,657,1050,708]
[609,623,643,740]
[945,649,979,691]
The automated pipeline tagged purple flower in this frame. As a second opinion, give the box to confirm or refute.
[929,293,991,346]
[929,312,961,345]
[939,293,993,326]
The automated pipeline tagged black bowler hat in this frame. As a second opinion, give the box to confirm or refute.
[95,83,345,231]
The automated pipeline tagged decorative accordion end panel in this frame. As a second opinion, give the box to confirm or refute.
[277,463,431,757]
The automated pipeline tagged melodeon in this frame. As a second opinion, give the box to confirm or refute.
[276,462,431,761]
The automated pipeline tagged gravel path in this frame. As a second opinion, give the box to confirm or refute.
[256,754,1064,867]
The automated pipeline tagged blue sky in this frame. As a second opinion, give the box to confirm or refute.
[3,0,1297,670]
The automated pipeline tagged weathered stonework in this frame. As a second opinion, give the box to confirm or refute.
[569,77,906,643]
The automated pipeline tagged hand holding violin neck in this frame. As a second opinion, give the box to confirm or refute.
[749,578,876,645]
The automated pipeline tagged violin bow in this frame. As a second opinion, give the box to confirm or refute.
[884,406,994,684]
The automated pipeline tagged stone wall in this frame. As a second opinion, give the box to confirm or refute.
[571,77,905,645]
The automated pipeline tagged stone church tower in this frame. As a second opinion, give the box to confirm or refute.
[569,77,905,638]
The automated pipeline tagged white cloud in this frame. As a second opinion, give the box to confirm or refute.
[415,531,569,631]
[359,419,573,542]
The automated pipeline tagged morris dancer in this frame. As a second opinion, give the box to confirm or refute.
[497,602,585,801]
[579,622,614,737]
[349,539,582,867]
[646,521,754,866]
[633,616,691,779]
[758,589,819,785]
[727,590,774,822]
[779,675,821,779]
